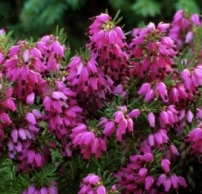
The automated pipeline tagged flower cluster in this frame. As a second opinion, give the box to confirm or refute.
[87,14,130,83]
[129,22,176,82]
[78,174,107,194]
[115,141,187,193]
[169,10,200,49]
[66,55,114,109]
[0,9,202,194]
[71,123,107,159]
[98,106,141,141]
[22,181,58,194]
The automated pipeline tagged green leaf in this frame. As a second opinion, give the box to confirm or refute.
[108,0,126,8]
[132,0,161,17]
[174,0,200,13]
[65,0,85,10]
[39,1,67,26]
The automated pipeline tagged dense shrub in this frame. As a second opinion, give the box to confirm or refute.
[0,8,202,194]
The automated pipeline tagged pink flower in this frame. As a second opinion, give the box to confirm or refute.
[185,31,193,43]
[128,109,141,118]
[156,82,168,102]
[170,144,179,156]
[164,178,171,192]
[114,111,124,122]
[40,187,48,194]
[178,176,187,188]
[160,111,168,125]
[138,168,148,177]
[26,92,35,104]
[26,185,36,194]
[169,10,200,49]
[148,134,154,147]
[3,97,16,111]
[11,129,18,143]
[171,174,179,189]
[197,108,202,120]
[161,158,170,173]
[147,112,155,127]
[96,185,107,194]
[88,13,129,82]
[137,83,151,95]
[144,89,155,103]
[186,110,194,123]
[35,152,43,167]
[26,112,37,125]
[145,176,154,190]
[23,182,58,194]
[157,22,170,32]
[79,174,103,194]
[140,153,154,162]
[191,13,200,26]
[66,55,115,109]
[130,22,176,81]
[157,174,166,186]
[103,121,115,137]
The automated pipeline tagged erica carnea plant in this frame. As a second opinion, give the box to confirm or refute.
[0,9,202,194]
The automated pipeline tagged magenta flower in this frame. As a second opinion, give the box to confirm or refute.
[22,181,58,194]
[148,134,154,147]
[103,120,115,137]
[71,123,107,159]
[197,107,202,120]
[156,82,168,102]
[161,158,170,173]
[169,10,200,49]
[66,55,117,109]
[23,185,36,194]
[164,178,171,192]
[186,110,194,123]
[144,88,155,103]
[178,176,188,188]
[130,22,176,81]
[83,174,100,184]
[171,174,179,189]
[157,173,187,191]
[137,83,151,95]
[79,174,107,194]
[185,31,193,43]
[115,142,155,193]
[26,112,37,125]
[145,176,154,190]
[138,167,148,177]
[96,185,107,194]
[157,174,167,186]
[26,92,35,104]
[114,110,125,123]
[87,13,130,82]
[128,108,141,118]
[159,105,178,128]
[147,112,155,128]
[169,144,180,158]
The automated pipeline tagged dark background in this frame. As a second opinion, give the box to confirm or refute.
[0,0,202,52]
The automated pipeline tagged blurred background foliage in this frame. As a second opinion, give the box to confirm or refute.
[0,0,202,53]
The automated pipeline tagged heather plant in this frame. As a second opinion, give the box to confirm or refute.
[1,9,202,194]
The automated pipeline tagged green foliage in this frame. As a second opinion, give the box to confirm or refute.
[33,164,57,187]
[65,0,85,10]
[20,0,85,27]
[20,0,66,27]
[132,0,161,17]
[0,158,29,194]
[175,0,200,13]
